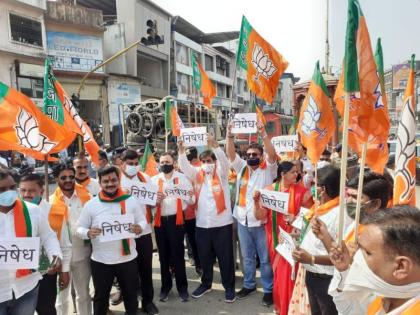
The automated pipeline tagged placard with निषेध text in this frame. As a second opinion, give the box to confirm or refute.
[275,226,296,267]
[271,135,299,153]
[259,189,290,214]
[129,182,158,206]
[180,127,208,147]
[164,183,191,201]
[95,214,136,243]
[0,237,40,270]
[231,113,257,134]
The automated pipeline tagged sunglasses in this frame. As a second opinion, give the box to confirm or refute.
[59,175,75,181]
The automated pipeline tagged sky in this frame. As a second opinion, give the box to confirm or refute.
[152,0,420,81]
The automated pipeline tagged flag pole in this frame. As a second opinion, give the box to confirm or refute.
[194,89,198,126]
[229,61,238,115]
[165,98,169,151]
[337,93,351,244]
[44,155,49,202]
[354,142,367,243]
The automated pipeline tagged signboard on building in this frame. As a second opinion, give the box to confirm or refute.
[108,79,141,127]
[47,31,103,73]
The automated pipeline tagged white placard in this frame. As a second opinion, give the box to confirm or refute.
[292,207,310,230]
[164,184,191,201]
[96,214,135,243]
[0,237,40,270]
[275,227,296,267]
[260,189,290,214]
[130,182,158,206]
[180,127,208,147]
[231,113,257,134]
[271,135,299,153]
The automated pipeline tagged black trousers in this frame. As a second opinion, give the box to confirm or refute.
[91,258,139,315]
[196,224,235,291]
[36,273,57,315]
[135,234,154,305]
[305,271,338,315]
[154,215,188,294]
[184,218,201,269]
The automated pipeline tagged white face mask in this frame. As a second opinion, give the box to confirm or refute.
[125,164,139,177]
[201,163,215,174]
[0,190,18,207]
[343,250,420,299]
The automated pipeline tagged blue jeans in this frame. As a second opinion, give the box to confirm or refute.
[237,222,273,293]
[0,285,39,315]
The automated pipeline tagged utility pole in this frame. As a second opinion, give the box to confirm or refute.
[325,0,330,74]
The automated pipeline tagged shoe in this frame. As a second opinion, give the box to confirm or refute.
[261,292,273,307]
[225,289,236,303]
[142,302,159,315]
[159,290,169,302]
[191,285,212,299]
[236,287,256,300]
[110,290,123,306]
[179,291,189,302]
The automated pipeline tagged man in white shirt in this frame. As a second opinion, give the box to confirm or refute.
[51,163,93,315]
[19,173,72,315]
[178,135,235,303]
[73,152,101,196]
[77,165,147,315]
[225,121,277,303]
[0,169,62,315]
[151,151,195,303]
[120,149,159,315]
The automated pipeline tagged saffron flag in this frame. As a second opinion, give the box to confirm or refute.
[251,100,266,126]
[297,61,335,164]
[164,98,184,136]
[192,53,216,109]
[236,15,288,104]
[394,55,416,206]
[334,0,389,148]
[43,59,101,166]
[0,82,67,160]
[141,140,158,177]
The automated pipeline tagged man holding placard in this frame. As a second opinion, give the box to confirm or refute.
[0,169,62,315]
[226,120,278,306]
[120,149,159,315]
[76,165,147,315]
[151,152,195,303]
[178,134,235,303]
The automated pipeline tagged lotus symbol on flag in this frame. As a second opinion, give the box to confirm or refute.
[251,43,277,81]
[15,109,56,153]
[301,95,326,139]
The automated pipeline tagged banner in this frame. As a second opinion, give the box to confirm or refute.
[164,184,191,201]
[96,214,135,243]
[260,189,290,214]
[0,237,40,270]
[231,113,257,134]
[180,127,207,147]
[129,182,158,206]
[271,135,298,153]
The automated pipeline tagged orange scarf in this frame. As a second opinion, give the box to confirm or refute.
[237,160,267,207]
[77,177,91,187]
[344,224,365,244]
[136,172,152,224]
[305,196,340,221]
[154,177,183,227]
[49,184,91,240]
[196,167,226,214]
[367,296,420,315]
[13,199,33,278]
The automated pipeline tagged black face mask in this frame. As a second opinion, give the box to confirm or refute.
[160,164,174,174]
[186,153,195,161]
[247,157,260,166]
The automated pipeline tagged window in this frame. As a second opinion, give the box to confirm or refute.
[10,13,43,47]
[205,54,213,71]
[226,85,231,99]
[177,72,191,95]
[17,77,43,99]
[216,83,225,97]
[175,43,189,66]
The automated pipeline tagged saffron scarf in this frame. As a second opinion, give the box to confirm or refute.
[271,182,295,248]
[14,198,33,278]
[196,167,226,214]
[367,296,420,315]
[154,177,183,227]
[237,160,267,207]
[98,188,132,256]
[77,177,91,187]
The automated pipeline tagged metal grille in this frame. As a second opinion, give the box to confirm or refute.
[10,13,43,47]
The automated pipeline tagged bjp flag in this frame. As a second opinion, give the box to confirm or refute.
[334,0,389,148]
[141,140,158,177]
[192,53,216,109]
[297,61,335,164]
[251,100,266,126]
[164,98,184,136]
[394,55,416,206]
[43,59,101,167]
[236,16,288,104]
[0,82,68,160]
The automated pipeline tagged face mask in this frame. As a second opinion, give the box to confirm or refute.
[346,201,371,220]
[30,195,42,205]
[125,164,139,177]
[247,157,260,166]
[0,190,18,207]
[201,163,215,174]
[160,164,174,174]
[343,250,420,299]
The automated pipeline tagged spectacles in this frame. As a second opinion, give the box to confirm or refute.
[59,175,75,181]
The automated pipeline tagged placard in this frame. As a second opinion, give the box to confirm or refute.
[96,214,135,243]
[271,135,299,153]
[0,237,40,270]
[231,113,257,134]
[130,182,158,206]
[260,189,290,214]
[292,207,310,230]
[275,227,296,267]
[164,184,191,201]
[180,127,207,147]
